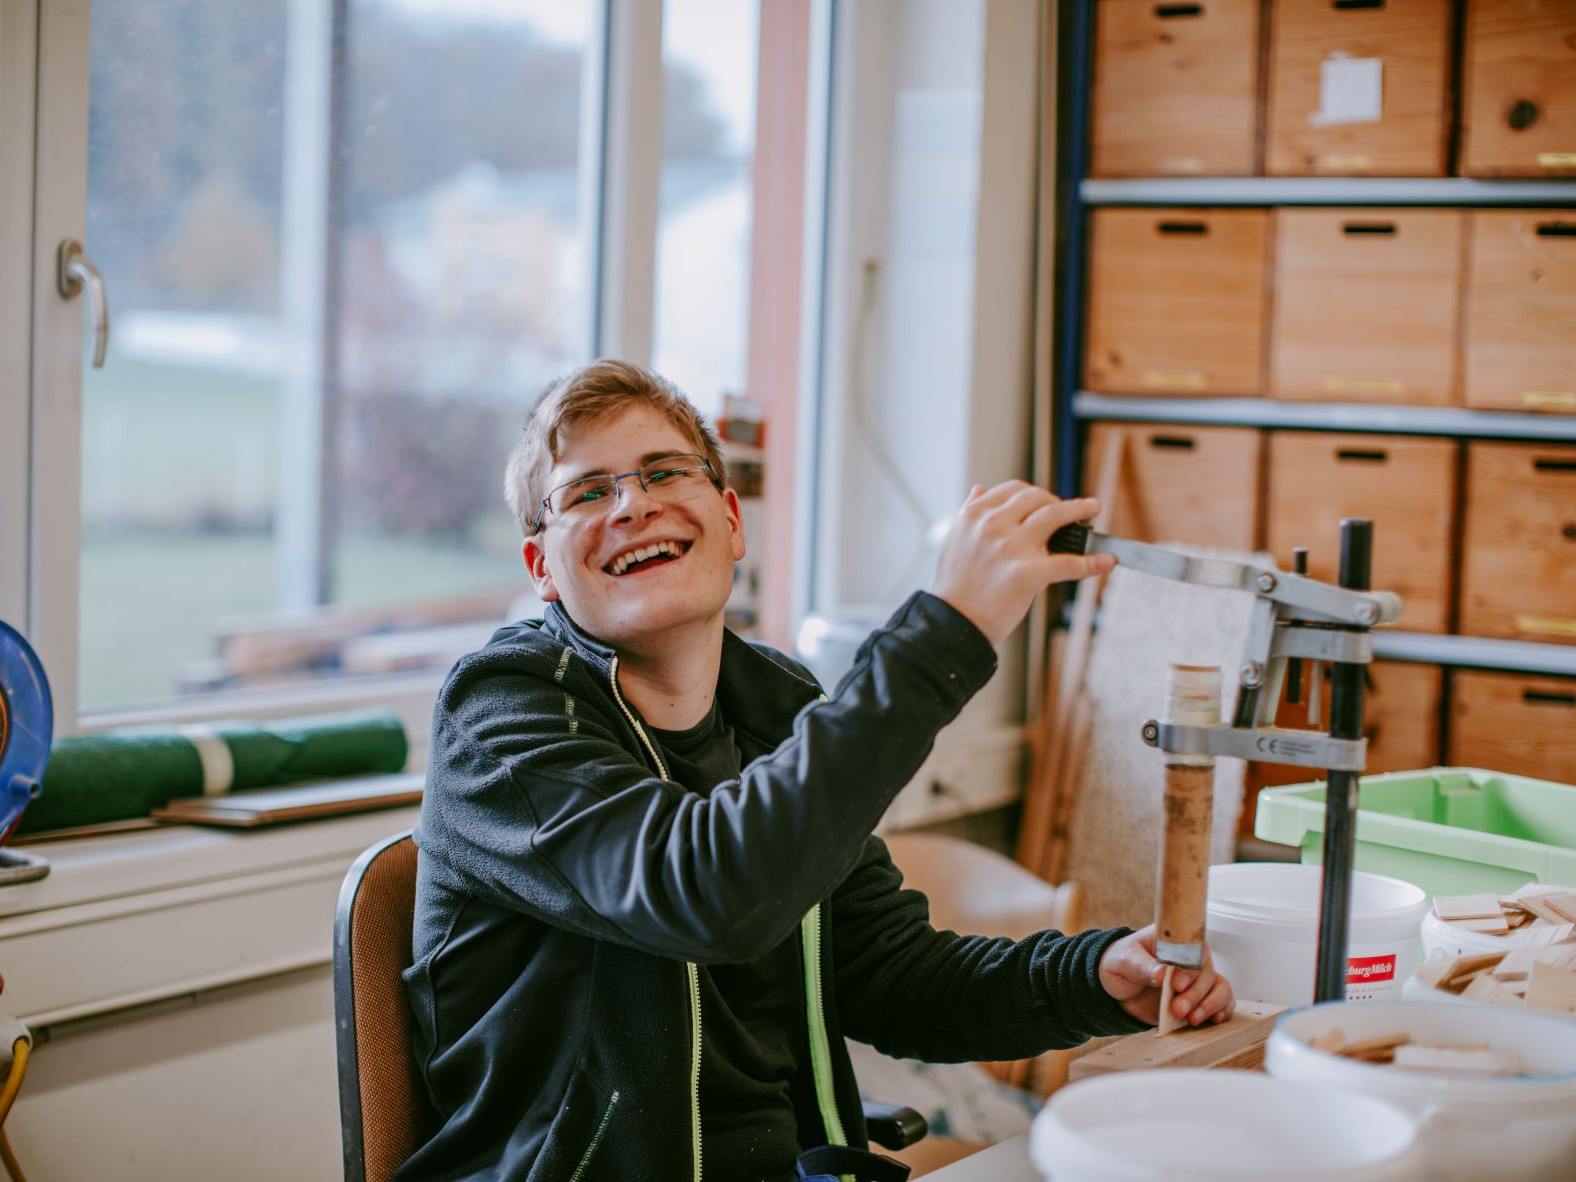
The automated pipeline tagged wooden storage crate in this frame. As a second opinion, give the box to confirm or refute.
[1463,211,1576,414]
[1449,669,1576,784]
[1265,0,1453,176]
[1459,442,1576,644]
[1270,209,1463,405]
[1084,423,1261,550]
[1085,208,1270,395]
[1264,431,1458,633]
[1460,0,1576,177]
[1242,660,1444,832]
[1091,0,1263,177]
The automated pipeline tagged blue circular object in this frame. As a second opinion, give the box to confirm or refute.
[0,621,53,841]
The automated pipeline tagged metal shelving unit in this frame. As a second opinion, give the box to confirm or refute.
[1052,0,1576,683]
[1372,632,1576,679]
[1074,393,1576,444]
[1082,177,1576,208]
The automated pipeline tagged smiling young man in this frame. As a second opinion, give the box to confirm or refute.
[402,360,1233,1182]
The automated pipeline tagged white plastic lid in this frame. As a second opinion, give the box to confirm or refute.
[1208,862,1428,939]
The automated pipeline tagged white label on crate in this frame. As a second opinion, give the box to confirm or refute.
[1312,55,1383,126]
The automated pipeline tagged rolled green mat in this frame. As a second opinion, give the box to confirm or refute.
[19,707,408,834]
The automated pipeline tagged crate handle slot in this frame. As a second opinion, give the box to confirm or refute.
[1333,0,1385,9]
[1336,448,1389,463]
[1509,101,1542,132]
[1522,691,1576,708]
[1535,223,1576,238]
[1532,458,1576,473]
[1154,3,1203,16]
[1342,222,1397,236]
[1157,221,1208,236]
[1148,435,1197,451]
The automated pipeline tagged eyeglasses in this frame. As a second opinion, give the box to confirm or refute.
[531,453,720,532]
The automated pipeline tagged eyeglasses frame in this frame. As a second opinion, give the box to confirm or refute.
[529,453,722,534]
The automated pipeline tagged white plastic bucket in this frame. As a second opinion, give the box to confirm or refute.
[1207,863,1428,1006]
[1028,1068,1423,1182]
[1419,883,1576,959]
[1402,957,1576,1024]
[1402,957,1490,1010]
[1268,1001,1576,1182]
[1419,906,1516,959]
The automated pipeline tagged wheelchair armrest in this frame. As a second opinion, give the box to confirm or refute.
[861,1101,928,1150]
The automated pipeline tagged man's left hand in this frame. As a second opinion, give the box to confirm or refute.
[1097,924,1235,1028]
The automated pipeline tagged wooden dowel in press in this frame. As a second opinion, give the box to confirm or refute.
[1155,663,1221,1034]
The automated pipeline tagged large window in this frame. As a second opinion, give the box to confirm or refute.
[76,0,599,711]
[4,0,771,723]
[652,0,759,418]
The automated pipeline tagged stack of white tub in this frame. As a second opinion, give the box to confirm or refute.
[1403,883,1576,1016]
[1028,865,1576,1181]
[1266,1002,1576,1182]
[1030,1001,1576,1182]
[1030,1068,1426,1181]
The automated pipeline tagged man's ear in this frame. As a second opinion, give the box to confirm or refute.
[521,535,560,602]
[724,488,746,562]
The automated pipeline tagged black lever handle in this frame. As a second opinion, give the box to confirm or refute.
[1048,522,1093,555]
[1287,547,1309,706]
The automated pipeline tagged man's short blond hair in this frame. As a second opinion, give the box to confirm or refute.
[505,359,727,535]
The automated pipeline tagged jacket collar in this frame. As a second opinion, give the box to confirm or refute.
[541,601,821,747]
[542,600,618,673]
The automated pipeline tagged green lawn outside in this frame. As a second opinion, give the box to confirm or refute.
[78,357,528,711]
[82,356,278,526]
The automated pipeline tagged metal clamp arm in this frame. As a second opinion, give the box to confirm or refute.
[1143,719,1368,772]
[1049,522,1401,627]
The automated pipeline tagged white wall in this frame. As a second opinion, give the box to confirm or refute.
[11,969,341,1179]
[810,0,1040,756]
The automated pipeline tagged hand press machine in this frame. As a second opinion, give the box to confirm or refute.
[1049,517,1403,1005]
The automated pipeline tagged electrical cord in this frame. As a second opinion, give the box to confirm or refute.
[0,1030,30,1182]
[0,1038,24,1122]
[0,1134,22,1182]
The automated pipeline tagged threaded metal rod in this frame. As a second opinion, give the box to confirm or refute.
[1315,519,1371,1003]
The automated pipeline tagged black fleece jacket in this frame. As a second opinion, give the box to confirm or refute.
[399,591,1146,1182]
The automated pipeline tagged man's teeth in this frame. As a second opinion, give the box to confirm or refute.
[610,541,683,575]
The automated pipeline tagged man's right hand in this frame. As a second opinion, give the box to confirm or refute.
[929,482,1115,648]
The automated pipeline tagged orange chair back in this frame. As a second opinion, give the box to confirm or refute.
[333,831,436,1182]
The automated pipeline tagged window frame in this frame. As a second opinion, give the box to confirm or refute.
[0,1,41,633]
[5,0,684,737]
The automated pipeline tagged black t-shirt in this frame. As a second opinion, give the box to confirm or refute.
[650,700,807,1182]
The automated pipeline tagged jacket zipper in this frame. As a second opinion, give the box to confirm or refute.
[801,904,848,1153]
[568,1089,620,1182]
[801,693,849,1165]
[608,656,703,1182]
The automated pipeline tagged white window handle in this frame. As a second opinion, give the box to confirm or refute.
[57,239,110,368]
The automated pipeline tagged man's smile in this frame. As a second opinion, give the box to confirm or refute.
[604,538,692,576]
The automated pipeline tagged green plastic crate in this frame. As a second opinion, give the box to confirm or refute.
[1254,766,1576,897]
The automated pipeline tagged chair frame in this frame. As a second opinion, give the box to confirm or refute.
[334,828,427,1182]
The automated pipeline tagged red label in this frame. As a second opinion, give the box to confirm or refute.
[1346,954,1396,984]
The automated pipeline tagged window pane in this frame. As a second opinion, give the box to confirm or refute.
[329,1,593,614]
[652,0,758,418]
[80,0,593,711]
